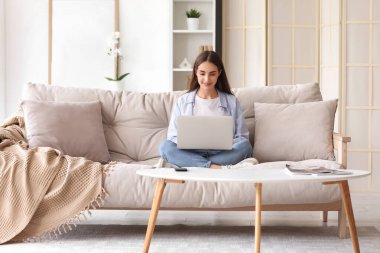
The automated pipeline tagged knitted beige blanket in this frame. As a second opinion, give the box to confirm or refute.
[0,113,109,244]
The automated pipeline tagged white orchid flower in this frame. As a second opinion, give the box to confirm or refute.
[105,31,129,81]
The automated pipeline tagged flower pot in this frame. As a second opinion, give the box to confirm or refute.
[108,80,125,92]
[187,18,200,30]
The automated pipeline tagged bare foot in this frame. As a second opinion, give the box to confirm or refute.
[210,164,221,169]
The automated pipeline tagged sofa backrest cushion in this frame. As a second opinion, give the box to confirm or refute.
[22,83,185,162]
[22,82,322,162]
[21,99,110,163]
[253,99,337,162]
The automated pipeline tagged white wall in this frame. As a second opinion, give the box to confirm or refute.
[51,0,115,89]
[51,0,171,92]
[3,0,171,118]
[0,0,5,122]
[120,0,171,92]
[5,0,48,116]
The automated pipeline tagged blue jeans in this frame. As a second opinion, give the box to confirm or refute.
[159,139,253,168]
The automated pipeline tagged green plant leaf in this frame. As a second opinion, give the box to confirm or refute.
[105,76,116,81]
[117,73,130,81]
[186,8,201,18]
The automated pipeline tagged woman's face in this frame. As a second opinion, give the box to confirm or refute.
[196,61,221,92]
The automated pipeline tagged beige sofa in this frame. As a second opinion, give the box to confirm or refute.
[21,82,350,238]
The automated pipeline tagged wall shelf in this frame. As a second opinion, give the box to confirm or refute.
[171,0,221,91]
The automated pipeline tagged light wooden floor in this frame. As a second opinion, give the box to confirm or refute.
[85,193,380,230]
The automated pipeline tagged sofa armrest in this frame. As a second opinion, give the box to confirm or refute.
[333,132,351,168]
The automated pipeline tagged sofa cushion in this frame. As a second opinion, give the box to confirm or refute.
[21,100,110,163]
[233,83,323,146]
[103,159,341,208]
[253,99,338,163]
[22,82,322,163]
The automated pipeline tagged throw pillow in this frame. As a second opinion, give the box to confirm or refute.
[21,100,110,163]
[253,99,338,163]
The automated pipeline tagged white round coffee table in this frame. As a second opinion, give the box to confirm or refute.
[137,167,370,253]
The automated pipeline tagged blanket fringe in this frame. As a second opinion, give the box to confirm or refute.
[103,161,117,177]
[24,163,116,242]
[21,161,117,243]
[23,187,107,243]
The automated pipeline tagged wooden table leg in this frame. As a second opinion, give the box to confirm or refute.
[143,179,166,253]
[255,183,262,253]
[323,211,328,222]
[339,180,360,253]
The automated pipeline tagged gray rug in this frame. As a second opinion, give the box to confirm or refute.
[1,225,380,253]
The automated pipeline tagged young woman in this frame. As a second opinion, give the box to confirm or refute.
[159,51,257,169]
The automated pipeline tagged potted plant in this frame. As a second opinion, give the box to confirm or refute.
[186,8,201,30]
[105,32,130,91]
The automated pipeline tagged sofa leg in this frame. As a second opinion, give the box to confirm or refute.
[338,204,347,239]
[323,211,328,222]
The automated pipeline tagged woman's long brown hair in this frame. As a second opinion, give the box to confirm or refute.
[188,51,233,95]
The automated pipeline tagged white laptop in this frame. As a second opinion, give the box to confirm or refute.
[177,116,233,150]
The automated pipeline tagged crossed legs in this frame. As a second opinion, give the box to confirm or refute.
[159,139,252,168]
